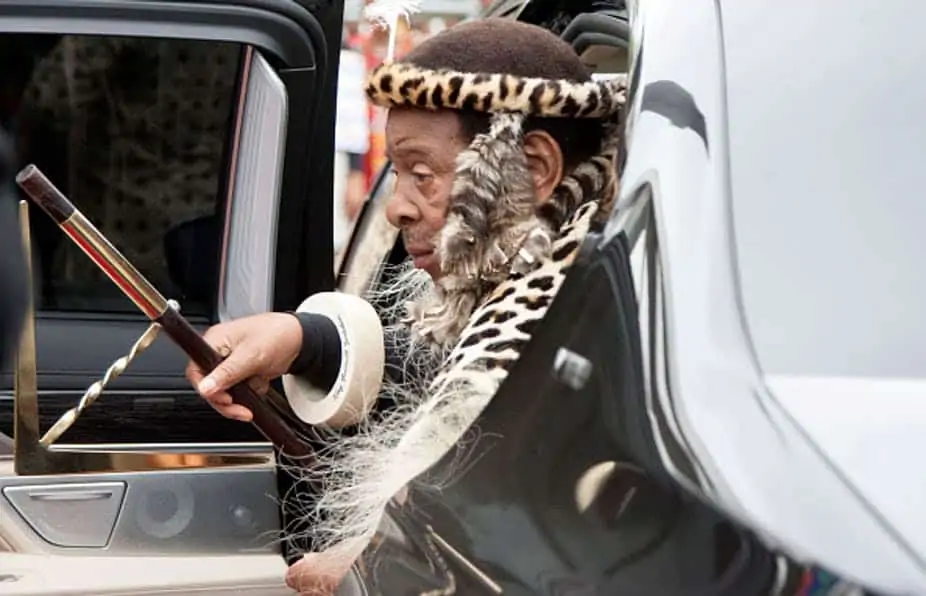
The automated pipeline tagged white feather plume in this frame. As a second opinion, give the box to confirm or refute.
[363,0,422,62]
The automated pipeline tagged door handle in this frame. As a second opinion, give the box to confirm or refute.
[28,490,114,502]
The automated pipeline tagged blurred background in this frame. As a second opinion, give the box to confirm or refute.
[332,0,492,260]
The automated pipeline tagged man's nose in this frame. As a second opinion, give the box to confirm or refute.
[384,189,419,229]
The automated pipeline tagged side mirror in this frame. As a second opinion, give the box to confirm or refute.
[562,12,630,74]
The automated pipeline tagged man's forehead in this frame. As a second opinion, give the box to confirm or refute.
[385,108,463,149]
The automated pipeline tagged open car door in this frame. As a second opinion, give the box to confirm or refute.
[0,1,345,594]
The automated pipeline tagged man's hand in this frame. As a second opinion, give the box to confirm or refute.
[286,553,353,595]
[185,312,303,422]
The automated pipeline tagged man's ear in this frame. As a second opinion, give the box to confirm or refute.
[523,129,564,203]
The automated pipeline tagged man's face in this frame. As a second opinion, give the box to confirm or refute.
[384,108,470,279]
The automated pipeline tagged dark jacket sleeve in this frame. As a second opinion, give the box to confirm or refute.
[287,311,426,394]
[286,312,342,390]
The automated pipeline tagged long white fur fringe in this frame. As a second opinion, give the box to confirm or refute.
[279,261,499,581]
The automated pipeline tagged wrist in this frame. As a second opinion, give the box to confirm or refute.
[285,311,342,385]
[281,311,306,372]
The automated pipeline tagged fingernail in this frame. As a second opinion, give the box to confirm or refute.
[198,378,216,395]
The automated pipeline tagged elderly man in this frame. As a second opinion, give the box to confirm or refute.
[188,18,625,593]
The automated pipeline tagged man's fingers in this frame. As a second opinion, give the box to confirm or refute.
[183,325,262,424]
[197,345,261,397]
[207,392,234,407]
[215,404,253,423]
[247,376,271,396]
[187,334,233,393]
[188,364,232,408]
[286,555,341,595]
[185,360,205,389]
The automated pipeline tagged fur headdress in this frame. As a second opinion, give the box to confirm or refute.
[362,10,628,348]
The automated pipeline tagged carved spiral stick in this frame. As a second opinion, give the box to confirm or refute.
[38,300,178,447]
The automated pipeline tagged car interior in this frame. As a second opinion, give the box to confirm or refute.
[1,33,240,316]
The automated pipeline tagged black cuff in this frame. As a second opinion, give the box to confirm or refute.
[286,312,342,392]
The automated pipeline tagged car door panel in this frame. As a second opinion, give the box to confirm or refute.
[2,317,200,389]
[2,556,290,596]
[0,317,243,444]
[0,0,342,593]
[0,451,290,595]
[1,463,280,555]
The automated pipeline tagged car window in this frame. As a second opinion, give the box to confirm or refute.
[5,34,242,320]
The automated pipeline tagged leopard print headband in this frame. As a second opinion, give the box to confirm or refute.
[365,60,628,348]
[365,62,626,119]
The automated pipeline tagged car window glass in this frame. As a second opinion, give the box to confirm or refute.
[4,34,242,320]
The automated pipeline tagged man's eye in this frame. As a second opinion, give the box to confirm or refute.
[411,167,434,184]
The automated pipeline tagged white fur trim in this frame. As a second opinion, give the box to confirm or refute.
[282,292,385,428]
